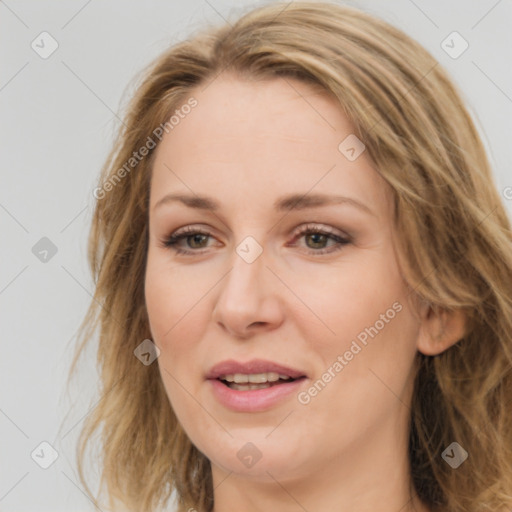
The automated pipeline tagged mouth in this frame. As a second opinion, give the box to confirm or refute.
[207,358,306,382]
[206,361,308,412]
[217,372,305,391]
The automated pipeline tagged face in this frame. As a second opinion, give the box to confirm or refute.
[144,75,423,486]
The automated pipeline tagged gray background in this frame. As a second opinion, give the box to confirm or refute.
[1,1,511,511]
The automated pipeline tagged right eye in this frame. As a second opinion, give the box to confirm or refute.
[160,226,215,255]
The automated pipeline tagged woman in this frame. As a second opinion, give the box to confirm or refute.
[70,2,512,511]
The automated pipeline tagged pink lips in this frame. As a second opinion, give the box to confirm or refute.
[206,358,307,412]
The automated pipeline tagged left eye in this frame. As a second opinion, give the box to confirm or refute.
[161,224,351,256]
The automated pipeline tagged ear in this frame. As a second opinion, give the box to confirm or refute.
[416,302,466,356]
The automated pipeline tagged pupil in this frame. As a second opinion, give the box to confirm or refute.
[308,233,325,248]
[190,234,206,248]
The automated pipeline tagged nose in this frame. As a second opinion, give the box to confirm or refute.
[212,244,284,339]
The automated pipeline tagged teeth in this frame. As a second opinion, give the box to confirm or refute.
[249,372,280,383]
[230,382,272,391]
[222,372,287,383]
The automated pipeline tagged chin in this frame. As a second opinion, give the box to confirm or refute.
[198,432,312,483]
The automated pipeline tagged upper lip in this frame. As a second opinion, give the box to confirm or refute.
[206,359,307,380]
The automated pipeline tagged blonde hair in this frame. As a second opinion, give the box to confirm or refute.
[69,2,512,511]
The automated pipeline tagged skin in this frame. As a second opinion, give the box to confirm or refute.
[145,74,464,512]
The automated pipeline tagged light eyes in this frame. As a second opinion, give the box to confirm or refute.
[160,223,351,256]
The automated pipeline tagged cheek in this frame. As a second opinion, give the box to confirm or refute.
[144,252,209,377]
[144,259,204,423]
[305,246,420,402]
[299,302,419,456]
[144,249,194,342]
[304,250,408,350]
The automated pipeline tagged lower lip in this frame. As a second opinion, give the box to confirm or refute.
[207,378,306,412]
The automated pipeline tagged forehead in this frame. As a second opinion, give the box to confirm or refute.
[171,74,351,150]
[149,74,390,217]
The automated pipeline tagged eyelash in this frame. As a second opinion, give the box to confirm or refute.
[160,223,351,256]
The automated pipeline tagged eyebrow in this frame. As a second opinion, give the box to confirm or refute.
[153,192,375,216]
